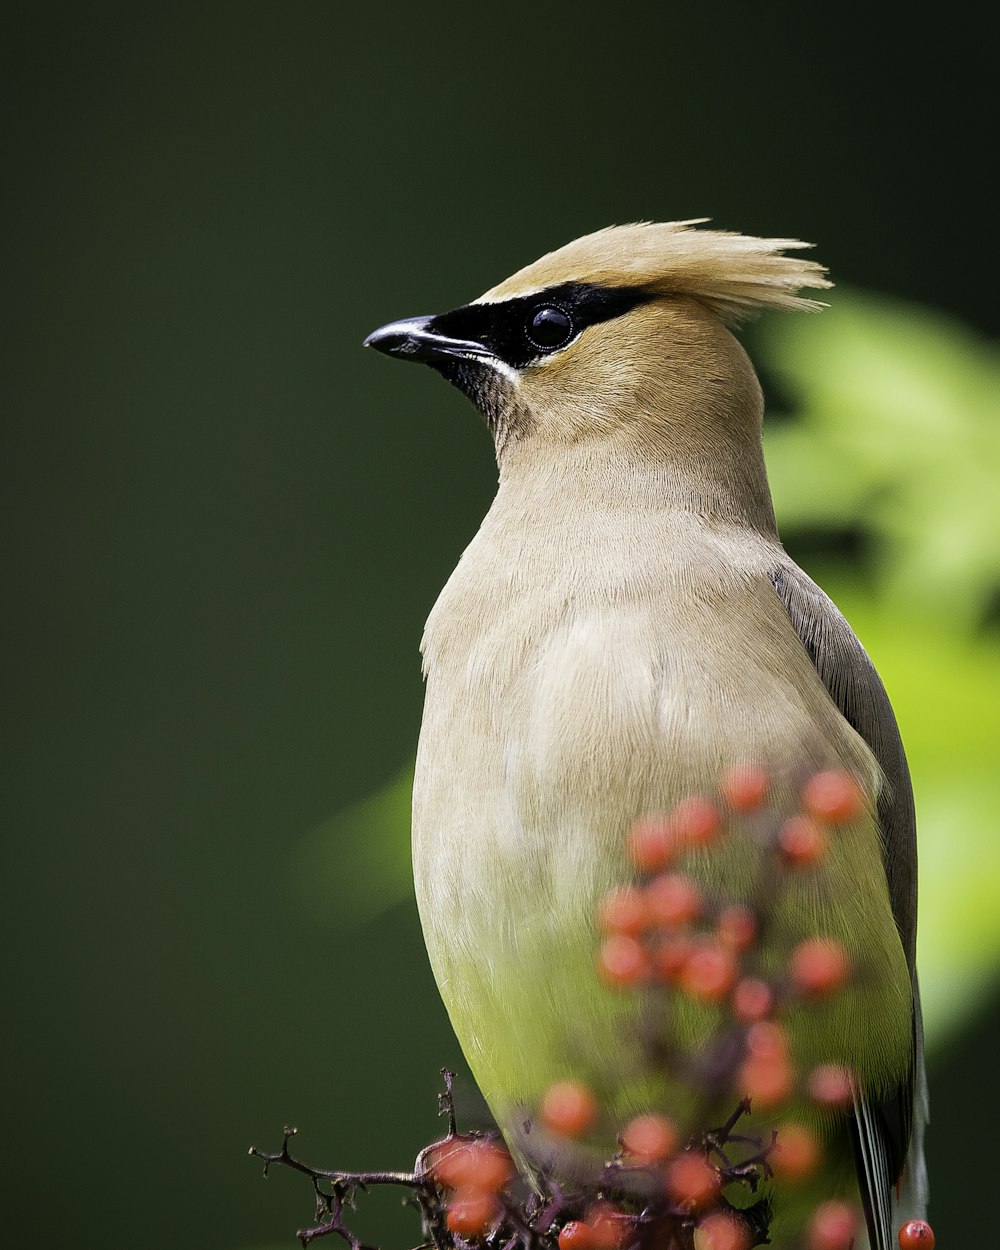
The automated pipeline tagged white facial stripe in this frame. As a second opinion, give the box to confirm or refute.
[466,355,515,384]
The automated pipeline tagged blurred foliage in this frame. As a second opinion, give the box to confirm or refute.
[293,764,414,929]
[762,293,1000,628]
[759,291,1000,1048]
[294,290,1000,1053]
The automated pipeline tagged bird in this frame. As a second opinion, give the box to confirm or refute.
[364,221,927,1248]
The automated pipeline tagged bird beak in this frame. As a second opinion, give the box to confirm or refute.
[363,315,494,367]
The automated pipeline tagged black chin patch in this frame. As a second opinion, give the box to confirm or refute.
[433,360,532,446]
[428,282,651,371]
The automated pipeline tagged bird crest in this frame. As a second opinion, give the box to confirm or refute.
[479,220,832,326]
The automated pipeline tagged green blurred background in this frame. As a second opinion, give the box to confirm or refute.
[3,5,995,1247]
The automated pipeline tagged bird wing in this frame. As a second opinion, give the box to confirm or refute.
[769,562,927,1250]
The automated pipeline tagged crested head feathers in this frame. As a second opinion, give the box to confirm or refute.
[479,220,831,326]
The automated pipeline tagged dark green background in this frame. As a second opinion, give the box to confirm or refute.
[3,5,992,1247]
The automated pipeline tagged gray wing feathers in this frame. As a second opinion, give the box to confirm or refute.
[768,565,917,966]
[769,563,928,1246]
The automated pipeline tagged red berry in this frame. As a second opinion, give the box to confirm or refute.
[672,794,721,847]
[772,1122,821,1182]
[427,1138,468,1187]
[429,1138,514,1191]
[720,762,770,811]
[427,1138,464,1187]
[627,815,676,873]
[899,1219,935,1249]
[732,978,774,1022]
[807,1063,855,1109]
[646,873,702,927]
[802,770,865,824]
[464,1141,514,1191]
[597,934,649,986]
[679,940,737,1001]
[541,1080,598,1137]
[653,934,694,982]
[621,1112,679,1163]
[597,885,649,936]
[697,1212,750,1250]
[665,1153,721,1210]
[587,1203,630,1250]
[446,1187,500,1238]
[746,1020,789,1058]
[558,1222,596,1250]
[738,1053,794,1109]
[807,1200,858,1250]
[790,938,851,995]
[778,815,827,866]
[717,905,757,951]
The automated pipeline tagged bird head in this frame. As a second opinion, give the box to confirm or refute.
[365,222,830,512]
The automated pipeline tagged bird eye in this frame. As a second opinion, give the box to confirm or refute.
[526,305,573,352]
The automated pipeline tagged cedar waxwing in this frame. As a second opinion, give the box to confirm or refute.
[364,222,927,1249]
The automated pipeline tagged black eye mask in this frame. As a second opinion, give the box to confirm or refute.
[428,282,652,370]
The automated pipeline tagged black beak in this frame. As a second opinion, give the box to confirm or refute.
[362,315,494,367]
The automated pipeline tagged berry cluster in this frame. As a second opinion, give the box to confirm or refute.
[604,766,860,1019]
[425,1135,516,1238]
[251,767,936,1250]
[524,765,933,1250]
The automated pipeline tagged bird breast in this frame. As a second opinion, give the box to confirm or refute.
[409,489,906,1126]
[412,491,873,945]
